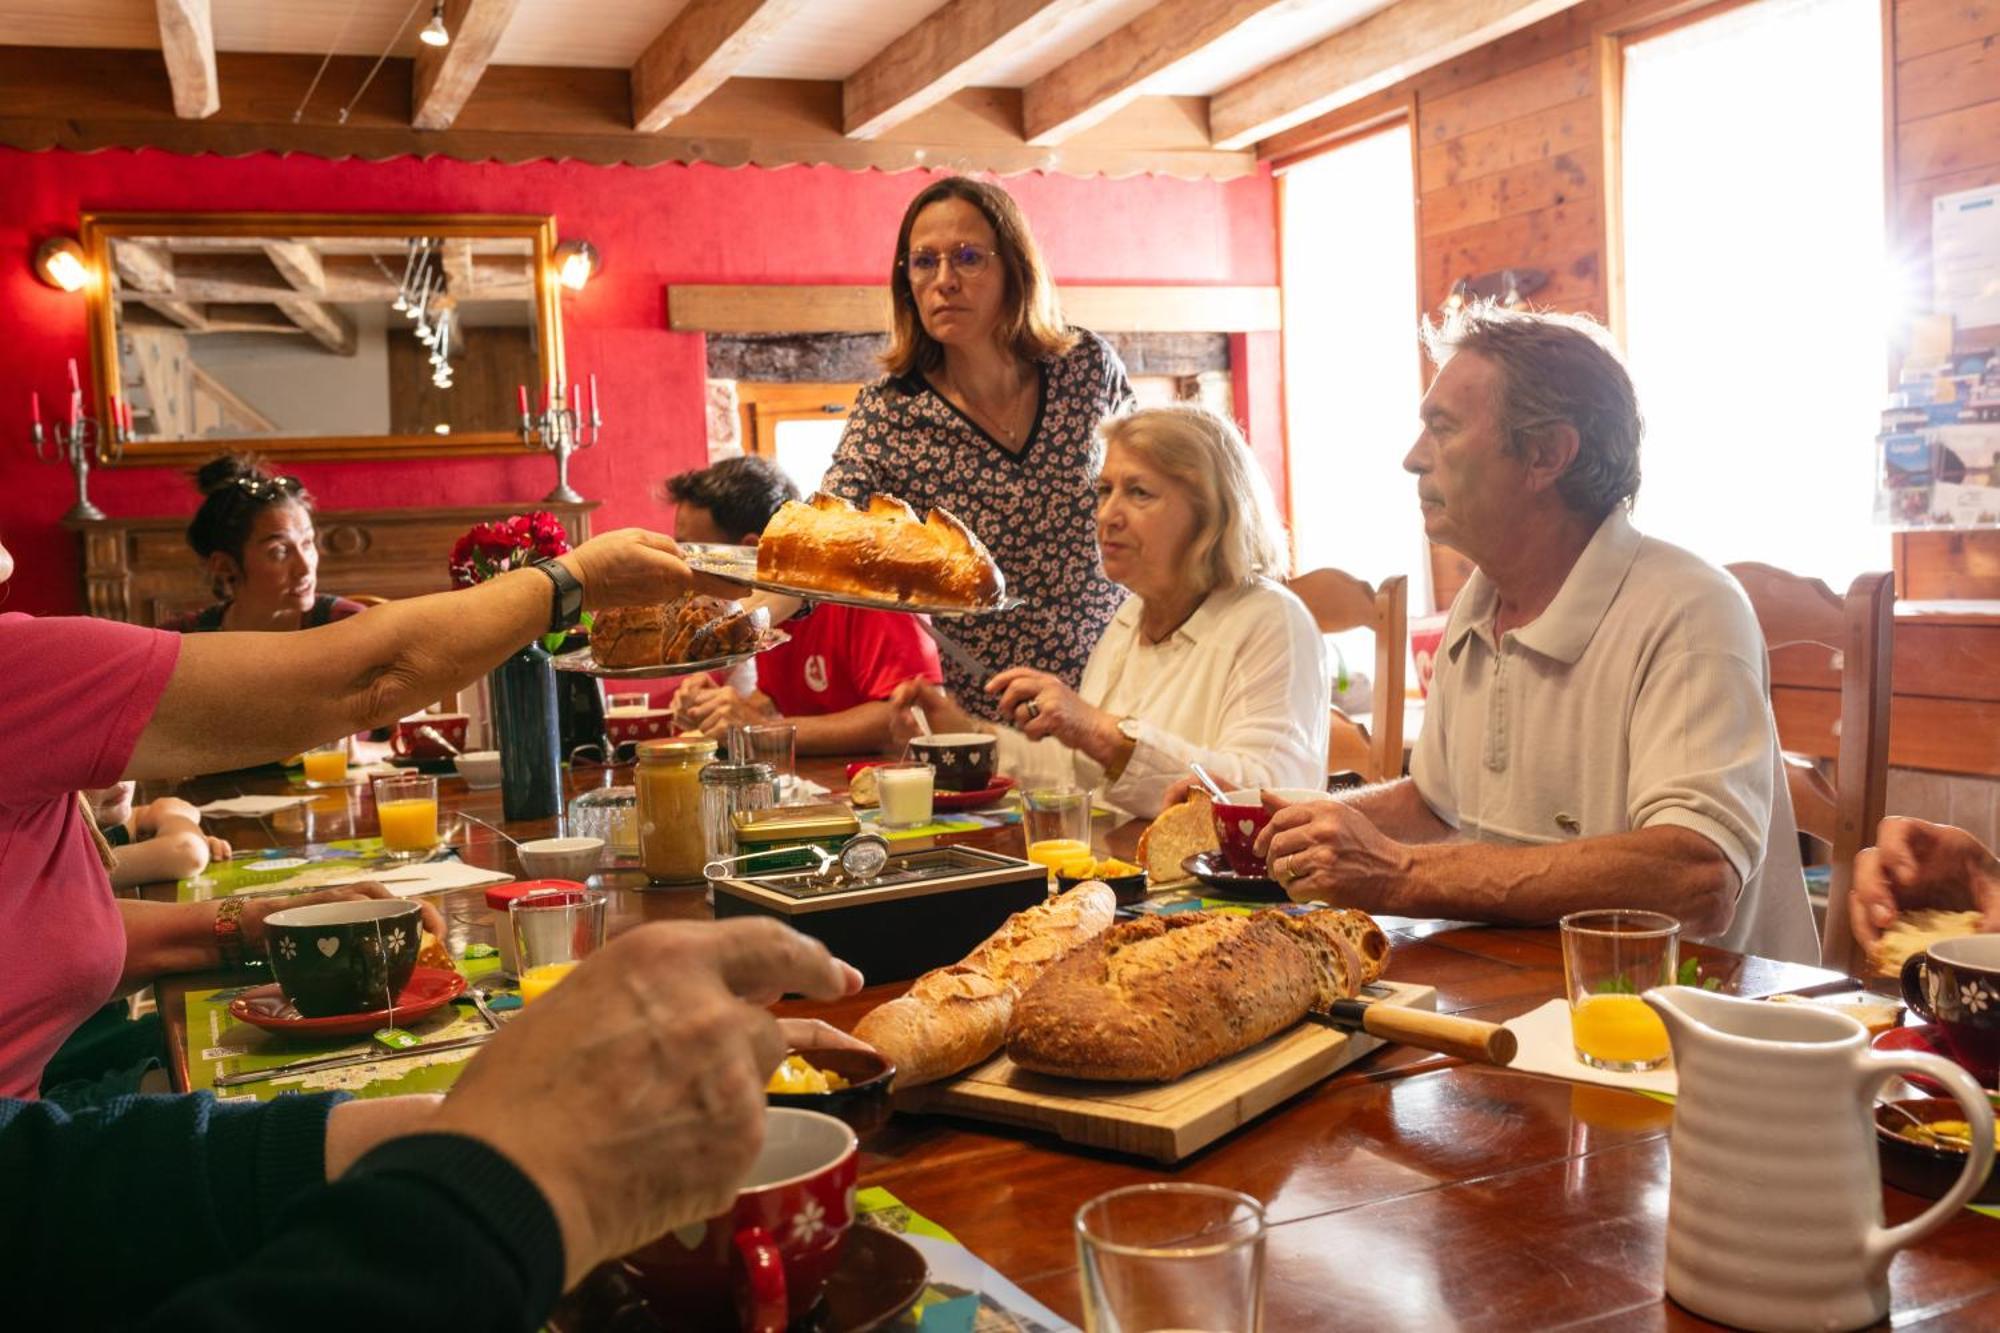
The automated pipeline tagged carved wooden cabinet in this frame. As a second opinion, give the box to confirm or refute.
[65,502,598,626]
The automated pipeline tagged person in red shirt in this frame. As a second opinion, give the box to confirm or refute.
[665,456,942,754]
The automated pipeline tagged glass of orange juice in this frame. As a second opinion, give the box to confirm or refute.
[372,773,439,862]
[301,737,350,788]
[1022,786,1090,873]
[511,887,607,1003]
[1560,909,1681,1072]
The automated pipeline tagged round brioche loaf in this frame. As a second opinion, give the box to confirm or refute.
[755,492,1005,608]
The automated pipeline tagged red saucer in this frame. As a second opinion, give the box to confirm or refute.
[845,763,1017,811]
[1873,1022,2000,1097]
[228,967,467,1037]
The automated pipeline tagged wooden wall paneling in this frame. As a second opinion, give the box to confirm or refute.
[1893,0,2000,61]
[1775,686,2000,777]
[1893,24,1998,125]
[1419,199,1605,312]
[1897,98,2000,182]
[1416,98,1599,192]
[1418,149,1597,235]
[1417,47,1595,145]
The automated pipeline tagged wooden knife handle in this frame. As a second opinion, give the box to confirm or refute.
[1359,1005,1517,1066]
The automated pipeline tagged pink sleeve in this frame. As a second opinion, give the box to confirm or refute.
[845,611,943,701]
[0,613,181,809]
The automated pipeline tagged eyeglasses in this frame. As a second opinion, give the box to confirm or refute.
[233,475,304,501]
[568,740,639,769]
[904,244,995,284]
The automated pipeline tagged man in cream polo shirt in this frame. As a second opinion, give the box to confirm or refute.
[1258,305,1819,963]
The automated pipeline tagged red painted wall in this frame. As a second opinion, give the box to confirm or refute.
[0,147,1279,616]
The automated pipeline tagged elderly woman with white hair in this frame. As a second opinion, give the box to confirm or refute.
[891,403,1328,818]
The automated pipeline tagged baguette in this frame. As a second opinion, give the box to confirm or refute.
[1005,908,1384,1083]
[756,492,1005,609]
[853,881,1115,1088]
[1135,791,1216,883]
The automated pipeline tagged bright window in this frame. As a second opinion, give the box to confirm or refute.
[1279,123,1427,604]
[1620,0,1889,584]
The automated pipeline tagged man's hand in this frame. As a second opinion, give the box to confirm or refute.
[1851,817,2000,949]
[429,919,862,1286]
[776,1017,876,1055]
[557,529,741,611]
[238,884,446,952]
[1255,795,1414,911]
[886,679,983,754]
[685,687,779,735]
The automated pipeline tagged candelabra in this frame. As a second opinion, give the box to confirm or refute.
[518,379,601,504]
[32,402,124,522]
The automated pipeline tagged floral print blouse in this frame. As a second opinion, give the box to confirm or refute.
[819,330,1135,720]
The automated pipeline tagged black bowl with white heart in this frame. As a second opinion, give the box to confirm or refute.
[264,899,424,1018]
[908,733,996,793]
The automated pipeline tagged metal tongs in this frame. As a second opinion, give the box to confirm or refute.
[703,832,892,889]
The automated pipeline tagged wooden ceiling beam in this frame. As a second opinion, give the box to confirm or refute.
[111,239,177,294]
[1207,0,1585,150]
[843,0,1099,140]
[1023,0,1306,146]
[414,0,524,131]
[155,0,219,119]
[262,241,326,294]
[631,0,813,133]
[273,296,358,355]
[134,297,208,331]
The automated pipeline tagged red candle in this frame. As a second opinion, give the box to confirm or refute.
[122,397,134,434]
[66,358,80,393]
[517,384,530,417]
[29,390,41,427]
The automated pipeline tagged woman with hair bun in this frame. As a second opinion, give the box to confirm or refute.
[162,454,364,633]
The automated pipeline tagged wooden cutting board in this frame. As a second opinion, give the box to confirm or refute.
[894,978,1437,1163]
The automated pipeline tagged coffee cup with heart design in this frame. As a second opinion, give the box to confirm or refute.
[622,1107,859,1333]
[1212,788,1335,877]
[1901,934,2000,1087]
[264,899,424,1018]
[908,733,996,793]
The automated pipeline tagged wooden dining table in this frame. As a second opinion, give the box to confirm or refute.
[144,755,2000,1330]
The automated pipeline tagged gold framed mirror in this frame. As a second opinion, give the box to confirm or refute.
[80,212,565,465]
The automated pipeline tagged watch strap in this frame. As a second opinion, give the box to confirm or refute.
[532,558,584,633]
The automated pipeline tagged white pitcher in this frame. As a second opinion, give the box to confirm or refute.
[1644,985,1995,1332]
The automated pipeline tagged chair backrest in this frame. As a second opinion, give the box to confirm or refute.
[1285,569,1409,783]
[1726,563,1894,975]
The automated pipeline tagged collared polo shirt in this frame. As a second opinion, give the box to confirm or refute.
[1410,510,1819,963]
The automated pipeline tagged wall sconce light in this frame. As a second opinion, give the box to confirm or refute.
[1444,268,1548,313]
[34,237,89,293]
[554,239,601,292]
[420,1,450,47]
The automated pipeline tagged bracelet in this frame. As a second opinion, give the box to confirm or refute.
[214,896,248,971]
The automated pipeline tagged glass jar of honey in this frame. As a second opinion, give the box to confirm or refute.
[636,737,716,883]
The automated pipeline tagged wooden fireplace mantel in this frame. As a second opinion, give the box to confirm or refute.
[64,502,599,626]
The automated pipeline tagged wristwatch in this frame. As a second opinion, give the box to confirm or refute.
[1116,716,1143,745]
[532,558,585,633]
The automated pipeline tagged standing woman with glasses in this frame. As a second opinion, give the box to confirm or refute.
[816,177,1135,720]
[162,453,366,633]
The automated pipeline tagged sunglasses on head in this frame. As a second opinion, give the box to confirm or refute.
[568,741,640,769]
[233,475,304,501]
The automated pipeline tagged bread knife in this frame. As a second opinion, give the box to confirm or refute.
[918,618,994,683]
[213,1031,492,1089]
[1307,992,1517,1066]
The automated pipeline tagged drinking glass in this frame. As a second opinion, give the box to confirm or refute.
[371,773,439,862]
[737,722,799,802]
[1076,1183,1266,1333]
[1560,909,1681,1072]
[511,887,608,1003]
[1022,786,1092,877]
[300,736,350,788]
[875,761,935,829]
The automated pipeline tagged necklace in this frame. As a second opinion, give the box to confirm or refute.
[942,365,1034,446]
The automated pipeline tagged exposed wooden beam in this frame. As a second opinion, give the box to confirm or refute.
[669,284,1282,334]
[1023,0,1308,146]
[273,296,358,355]
[155,0,219,119]
[632,0,812,133]
[111,239,177,293]
[413,0,523,131]
[261,240,326,294]
[1208,0,1585,150]
[843,0,1099,140]
[133,296,207,331]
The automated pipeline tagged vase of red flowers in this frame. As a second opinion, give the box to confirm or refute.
[449,513,578,822]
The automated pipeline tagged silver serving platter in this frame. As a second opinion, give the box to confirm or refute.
[550,625,790,680]
[680,543,1021,619]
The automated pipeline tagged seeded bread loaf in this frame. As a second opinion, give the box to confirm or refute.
[756,491,1005,609]
[1004,908,1387,1083]
[853,881,1115,1088]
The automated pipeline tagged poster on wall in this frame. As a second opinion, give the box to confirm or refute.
[1934,184,2000,331]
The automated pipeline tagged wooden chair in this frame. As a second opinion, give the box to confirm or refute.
[1285,569,1409,784]
[1726,564,1894,975]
